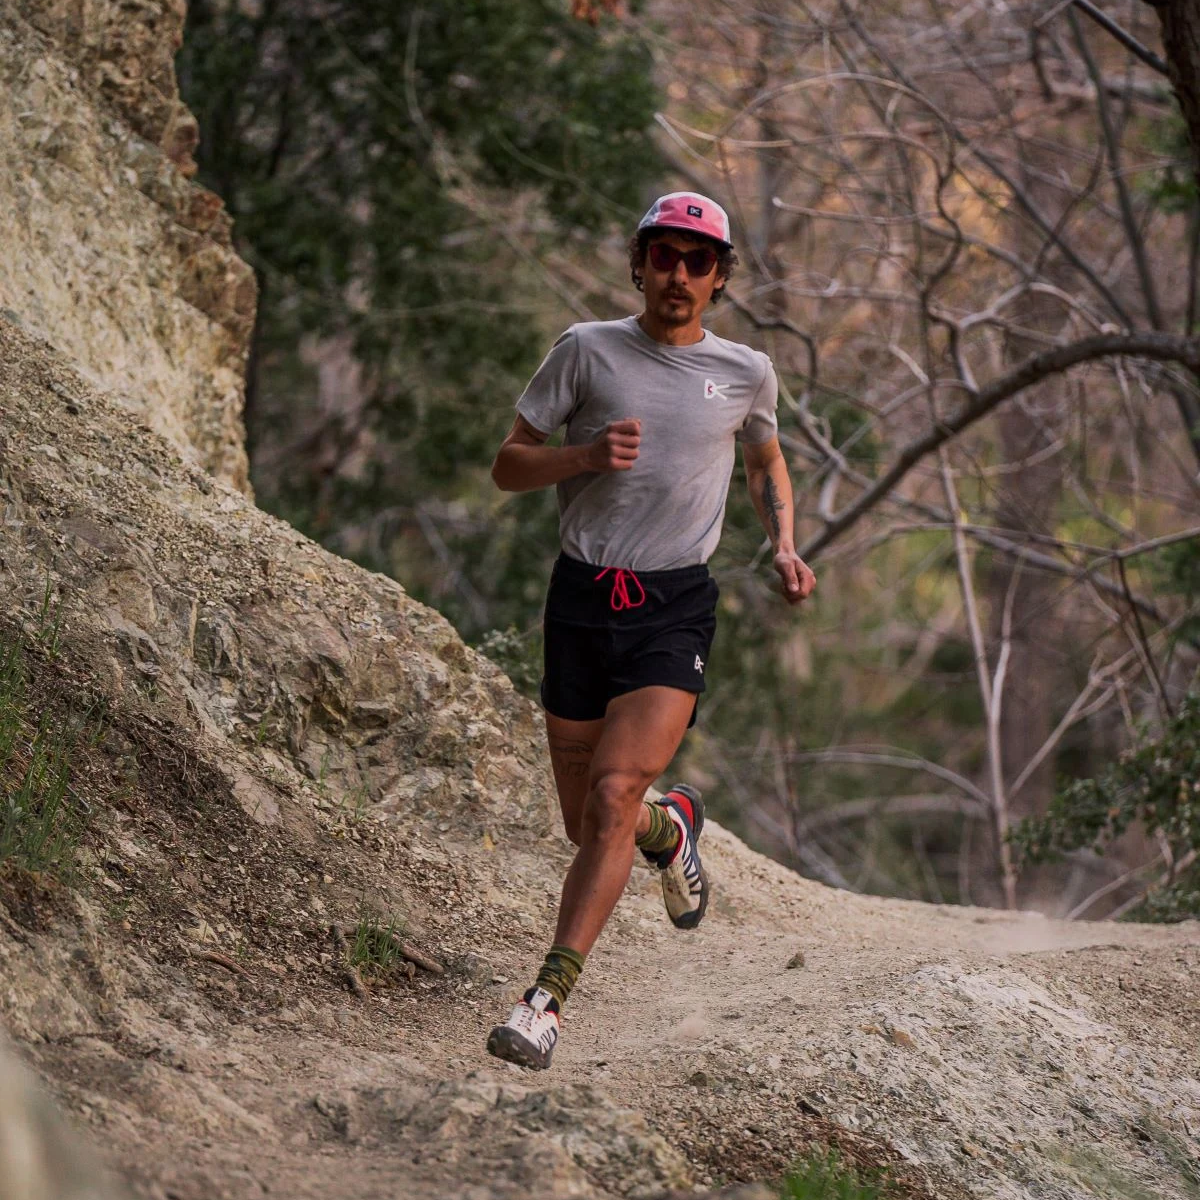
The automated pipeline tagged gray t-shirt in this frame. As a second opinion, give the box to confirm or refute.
[515,315,778,570]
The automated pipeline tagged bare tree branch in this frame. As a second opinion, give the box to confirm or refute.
[773,746,994,809]
[1106,848,1199,920]
[792,793,988,839]
[1069,0,1170,76]
[800,332,1200,560]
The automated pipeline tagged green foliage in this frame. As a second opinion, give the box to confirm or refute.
[1014,535,1200,921]
[0,632,93,876]
[1141,111,1197,216]
[347,912,408,977]
[476,624,542,698]
[810,389,882,469]
[179,0,659,545]
[779,1149,896,1200]
[1013,689,1200,919]
[1153,538,1200,643]
[179,0,660,646]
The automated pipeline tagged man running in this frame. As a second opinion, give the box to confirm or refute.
[486,192,816,1070]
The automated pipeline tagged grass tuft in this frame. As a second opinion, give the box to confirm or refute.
[0,630,95,877]
[780,1149,895,1200]
[346,912,407,978]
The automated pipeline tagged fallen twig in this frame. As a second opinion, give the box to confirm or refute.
[330,924,369,998]
[395,939,444,976]
[191,947,251,978]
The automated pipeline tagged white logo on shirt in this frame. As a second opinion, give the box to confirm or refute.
[704,378,730,401]
[694,654,705,673]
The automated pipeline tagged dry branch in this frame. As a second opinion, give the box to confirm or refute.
[1068,0,1169,75]
[180,942,252,979]
[800,332,1200,560]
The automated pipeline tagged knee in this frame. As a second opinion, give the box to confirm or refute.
[582,771,650,843]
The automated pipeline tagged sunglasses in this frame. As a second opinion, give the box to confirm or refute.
[647,242,718,276]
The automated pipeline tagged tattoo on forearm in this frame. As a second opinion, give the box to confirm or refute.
[549,737,593,779]
[762,474,785,541]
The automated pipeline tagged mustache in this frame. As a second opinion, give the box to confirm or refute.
[664,288,692,300]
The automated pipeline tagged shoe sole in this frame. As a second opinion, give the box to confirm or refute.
[669,863,709,931]
[486,1025,552,1070]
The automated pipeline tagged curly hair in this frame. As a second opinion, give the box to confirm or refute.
[627,229,739,304]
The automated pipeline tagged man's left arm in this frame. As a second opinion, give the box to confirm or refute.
[742,437,816,604]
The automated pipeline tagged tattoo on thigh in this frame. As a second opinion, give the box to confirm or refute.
[549,736,593,779]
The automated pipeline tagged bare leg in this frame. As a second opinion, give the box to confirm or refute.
[545,713,604,844]
[545,712,652,845]
[552,686,696,956]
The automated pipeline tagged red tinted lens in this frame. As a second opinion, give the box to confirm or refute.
[648,243,717,275]
[648,242,682,271]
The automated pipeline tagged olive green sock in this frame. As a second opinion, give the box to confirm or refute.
[534,944,586,1009]
[635,799,679,856]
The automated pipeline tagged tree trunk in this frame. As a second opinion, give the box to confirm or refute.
[1147,1,1200,187]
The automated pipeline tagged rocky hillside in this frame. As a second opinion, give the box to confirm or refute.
[1,4,1199,1200]
[0,0,254,494]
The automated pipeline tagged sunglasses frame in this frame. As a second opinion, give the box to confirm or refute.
[647,241,719,277]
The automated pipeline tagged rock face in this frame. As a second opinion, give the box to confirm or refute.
[0,1037,127,1200]
[0,1,254,495]
[0,315,554,846]
[1,4,1199,1200]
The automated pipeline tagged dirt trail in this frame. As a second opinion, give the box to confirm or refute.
[471,824,1200,1195]
[10,801,1197,1200]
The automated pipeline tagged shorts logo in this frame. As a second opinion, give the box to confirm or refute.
[694,654,704,673]
[687,204,703,217]
[703,379,729,401]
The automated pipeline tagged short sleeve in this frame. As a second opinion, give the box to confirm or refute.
[515,327,580,435]
[736,356,778,444]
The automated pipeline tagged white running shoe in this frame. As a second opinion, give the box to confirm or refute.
[644,784,709,930]
[486,987,560,1070]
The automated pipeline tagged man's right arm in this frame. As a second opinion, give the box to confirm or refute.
[491,416,641,493]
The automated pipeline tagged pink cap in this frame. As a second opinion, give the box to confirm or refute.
[636,191,732,248]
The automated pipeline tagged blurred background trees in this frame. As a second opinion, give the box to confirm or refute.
[179,0,1200,921]
[178,0,658,633]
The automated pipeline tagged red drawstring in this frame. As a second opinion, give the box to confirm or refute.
[594,567,645,612]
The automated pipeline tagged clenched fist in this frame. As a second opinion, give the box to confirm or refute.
[774,549,816,605]
[586,419,641,473]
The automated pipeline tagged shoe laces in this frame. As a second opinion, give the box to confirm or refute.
[512,1000,557,1035]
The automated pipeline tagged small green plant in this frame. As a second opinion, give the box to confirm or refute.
[0,632,91,876]
[346,912,407,977]
[1013,687,1200,920]
[779,1149,894,1200]
[341,783,371,826]
[476,625,541,697]
[33,574,65,660]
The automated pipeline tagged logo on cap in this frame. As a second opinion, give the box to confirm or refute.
[687,204,703,217]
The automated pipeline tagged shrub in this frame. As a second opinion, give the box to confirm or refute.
[1013,688,1200,920]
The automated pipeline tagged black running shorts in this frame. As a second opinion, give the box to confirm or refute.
[540,552,719,727]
